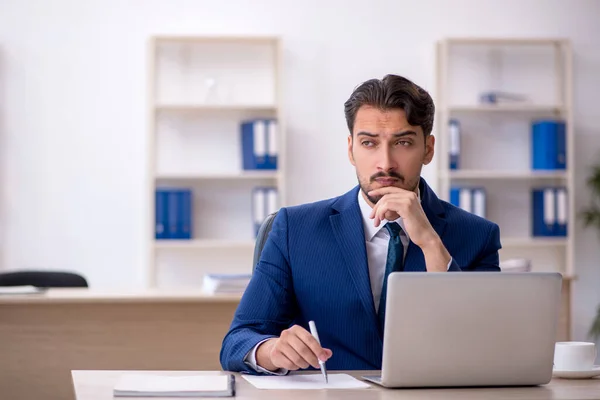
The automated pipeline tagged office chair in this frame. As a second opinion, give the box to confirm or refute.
[0,270,89,288]
[252,211,279,273]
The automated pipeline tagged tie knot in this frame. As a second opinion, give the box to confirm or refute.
[385,222,402,239]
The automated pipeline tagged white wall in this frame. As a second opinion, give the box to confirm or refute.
[0,0,599,342]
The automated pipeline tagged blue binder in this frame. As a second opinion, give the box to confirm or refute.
[177,189,193,240]
[251,187,279,236]
[449,119,461,170]
[266,119,278,170]
[166,189,179,239]
[156,188,193,239]
[532,187,567,237]
[471,188,486,219]
[155,189,169,239]
[241,119,277,170]
[450,186,486,218]
[555,187,568,237]
[450,187,461,209]
[531,120,566,170]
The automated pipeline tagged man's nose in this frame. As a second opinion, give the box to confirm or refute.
[377,148,396,172]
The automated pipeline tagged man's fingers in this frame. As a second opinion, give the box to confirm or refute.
[287,334,319,369]
[369,201,379,219]
[272,341,306,370]
[295,327,331,363]
[368,186,415,197]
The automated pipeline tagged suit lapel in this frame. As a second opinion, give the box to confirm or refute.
[329,188,379,326]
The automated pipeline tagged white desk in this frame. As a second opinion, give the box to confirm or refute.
[71,370,600,400]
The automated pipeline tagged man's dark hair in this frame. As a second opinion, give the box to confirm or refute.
[344,74,435,137]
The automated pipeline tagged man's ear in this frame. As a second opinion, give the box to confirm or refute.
[347,135,356,166]
[423,134,435,165]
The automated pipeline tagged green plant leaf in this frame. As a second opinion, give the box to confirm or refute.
[589,304,600,342]
[580,208,600,229]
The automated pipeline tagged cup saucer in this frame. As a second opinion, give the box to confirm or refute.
[552,366,600,379]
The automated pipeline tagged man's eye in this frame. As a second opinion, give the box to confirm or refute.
[397,140,411,146]
[362,141,374,147]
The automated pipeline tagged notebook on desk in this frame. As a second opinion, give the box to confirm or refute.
[113,373,235,397]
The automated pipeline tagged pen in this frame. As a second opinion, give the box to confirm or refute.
[308,320,328,384]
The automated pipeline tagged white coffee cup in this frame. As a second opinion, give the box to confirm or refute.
[554,341,597,371]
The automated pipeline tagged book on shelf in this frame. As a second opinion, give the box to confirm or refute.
[155,188,193,240]
[532,187,568,237]
[449,187,486,219]
[241,119,278,170]
[203,273,252,294]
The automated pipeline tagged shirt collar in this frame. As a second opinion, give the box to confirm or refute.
[357,186,421,242]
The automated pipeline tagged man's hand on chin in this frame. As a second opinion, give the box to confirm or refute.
[368,186,451,272]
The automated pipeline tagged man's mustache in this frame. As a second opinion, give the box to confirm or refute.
[370,171,404,182]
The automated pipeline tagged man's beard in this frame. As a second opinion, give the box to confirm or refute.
[358,171,418,204]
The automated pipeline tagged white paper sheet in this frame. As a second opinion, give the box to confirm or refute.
[242,373,371,390]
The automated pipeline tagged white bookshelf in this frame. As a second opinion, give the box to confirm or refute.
[436,38,573,338]
[147,35,285,288]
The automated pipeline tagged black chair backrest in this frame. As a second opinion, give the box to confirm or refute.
[0,270,89,288]
[252,211,279,273]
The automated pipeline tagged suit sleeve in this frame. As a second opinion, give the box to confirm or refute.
[219,208,298,373]
[447,222,501,272]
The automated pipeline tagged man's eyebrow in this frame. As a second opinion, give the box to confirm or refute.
[392,131,417,137]
[356,131,417,138]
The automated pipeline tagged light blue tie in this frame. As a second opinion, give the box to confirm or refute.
[378,222,404,333]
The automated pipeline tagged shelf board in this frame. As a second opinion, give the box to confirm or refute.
[155,239,255,250]
[447,104,564,113]
[445,170,567,180]
[442,38,567,46]
[501,237,568,247]
[154,35,279,44]
[156,171,279,181]
[155,104,277,112]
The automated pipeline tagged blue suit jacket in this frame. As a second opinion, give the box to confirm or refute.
[220,178,501,373]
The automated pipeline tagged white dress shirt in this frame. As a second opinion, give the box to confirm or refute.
[244,187,451,374]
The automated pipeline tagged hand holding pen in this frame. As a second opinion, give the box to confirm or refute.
[255,324,332,375]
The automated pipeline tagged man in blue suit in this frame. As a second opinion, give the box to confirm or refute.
[220,74,501,375]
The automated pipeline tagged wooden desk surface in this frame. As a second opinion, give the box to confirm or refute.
[71,370,600,400]
[0,288,243,304]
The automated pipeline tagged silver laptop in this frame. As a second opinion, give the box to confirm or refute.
[363,272,562,388]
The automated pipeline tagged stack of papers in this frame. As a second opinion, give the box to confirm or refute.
[500,258,532,272]
[0,285,46,295]
[242,373,371,390]
[113,374,235,397]
[203,274,252,294]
